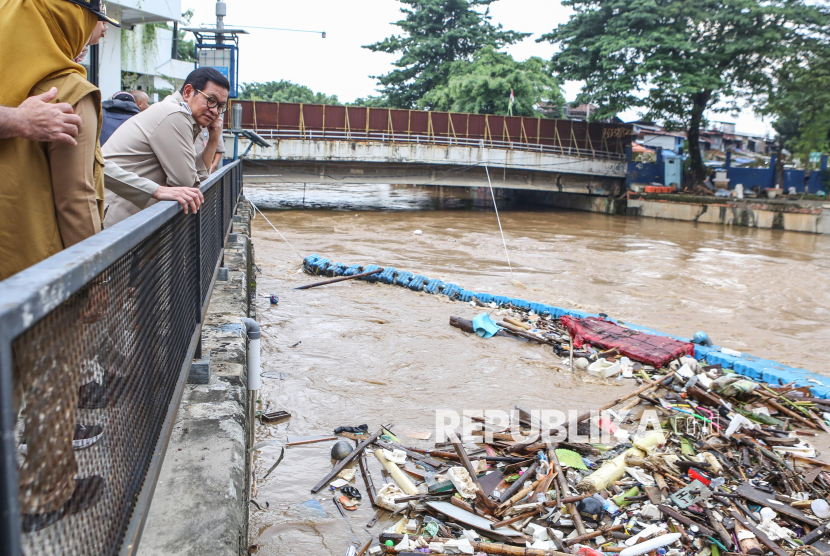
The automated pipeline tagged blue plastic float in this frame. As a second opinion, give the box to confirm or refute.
[302,254,830,399]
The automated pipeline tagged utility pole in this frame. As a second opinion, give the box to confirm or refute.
[216,1,226,45]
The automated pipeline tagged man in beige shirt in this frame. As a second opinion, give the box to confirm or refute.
[102,67,228,227]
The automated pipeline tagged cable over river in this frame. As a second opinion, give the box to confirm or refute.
[245,182,830,556]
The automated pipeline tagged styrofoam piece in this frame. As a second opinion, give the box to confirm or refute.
[619,533,682,556]
[382,448,407,465]
[676,364,695,379]
[447,467,478,499]
[588,359,621,378]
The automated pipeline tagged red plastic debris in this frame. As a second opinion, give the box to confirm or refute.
[561,316,695,368]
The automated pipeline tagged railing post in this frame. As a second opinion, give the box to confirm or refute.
[0,337,22,556]
[194,205,203,359]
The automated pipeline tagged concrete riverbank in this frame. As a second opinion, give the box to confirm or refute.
[508,190,830,234]
[137,201,256,556]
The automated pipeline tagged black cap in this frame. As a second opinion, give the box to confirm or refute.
[112,91,136,102]
[64,0,121,27]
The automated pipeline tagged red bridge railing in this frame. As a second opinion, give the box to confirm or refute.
[225,100,632,160]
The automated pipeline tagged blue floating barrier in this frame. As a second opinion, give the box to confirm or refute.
[423,279,444,294]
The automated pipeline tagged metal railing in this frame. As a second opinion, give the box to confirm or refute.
[226,100,632,160]
[240,129,627,160]
[0,160,243,555]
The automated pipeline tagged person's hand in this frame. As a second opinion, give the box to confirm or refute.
[152,186,204,214]
[16,88,82,145]
[207,111,224,141]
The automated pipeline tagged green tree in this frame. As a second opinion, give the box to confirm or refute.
[541,0,830,183]
[239,80,342,105]
[765,47,830,163]
[364,0,529,109]
[418,47,565,117]
[349,95,392,108]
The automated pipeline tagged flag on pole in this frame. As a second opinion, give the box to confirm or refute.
[508,89,515,116]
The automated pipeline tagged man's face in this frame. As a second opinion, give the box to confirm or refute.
[183,82,229,128]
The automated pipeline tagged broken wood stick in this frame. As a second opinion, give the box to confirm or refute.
[359,449,378,508]
[564,524,625,547]
[705,507,735,551]
[285,436,338,446]
[497,461,539,504]
[508,371,677,450]
[734,518,764,555]
[657,504,715,537]
[491,507,541,529]
[549,444,587,537]
[379,533,570,556]
[450,432,499,514]
[295,268,383,290]
[311,429,382,492]
[729,509,789,556]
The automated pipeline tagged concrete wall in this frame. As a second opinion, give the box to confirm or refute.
[229,137,626,179]
[138,201,255,556]
[507,190,830,235]
[627,196,830,234]
[243,158,625,195]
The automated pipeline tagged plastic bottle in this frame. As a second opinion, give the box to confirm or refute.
[594,492,619,515]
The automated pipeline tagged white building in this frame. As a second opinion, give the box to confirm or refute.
[80,0,193,102]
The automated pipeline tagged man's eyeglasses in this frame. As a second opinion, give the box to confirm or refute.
[194,88,228,114]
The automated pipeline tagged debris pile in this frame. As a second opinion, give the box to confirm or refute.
[304,309,830,556]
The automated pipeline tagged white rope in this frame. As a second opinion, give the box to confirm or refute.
[249,200,304,260]
[484,164,512,275]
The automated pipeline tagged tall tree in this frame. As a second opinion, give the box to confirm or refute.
[419,47,565,117]
[364,0,529,109]
[765,45,830,164]
[542,0,830,183]
[239,80,341,105]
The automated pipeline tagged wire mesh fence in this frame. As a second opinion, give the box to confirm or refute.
[0,160,242,556]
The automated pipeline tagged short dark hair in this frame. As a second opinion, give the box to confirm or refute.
[181,67,230,94]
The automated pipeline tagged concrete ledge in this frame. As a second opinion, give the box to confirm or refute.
[627,196,828,234]
[139,201,255,556]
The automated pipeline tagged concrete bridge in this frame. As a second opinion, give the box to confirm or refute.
[223,101,633,195]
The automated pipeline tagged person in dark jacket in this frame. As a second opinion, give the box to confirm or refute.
[100,91,139,145]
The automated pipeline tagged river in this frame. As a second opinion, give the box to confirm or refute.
[245,182,830,555]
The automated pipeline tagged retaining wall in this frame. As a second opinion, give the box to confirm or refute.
[137,201,256,556]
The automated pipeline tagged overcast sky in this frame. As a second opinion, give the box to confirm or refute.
[181,0,772,136]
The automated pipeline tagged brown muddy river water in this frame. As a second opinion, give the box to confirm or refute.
[244,183,830,555]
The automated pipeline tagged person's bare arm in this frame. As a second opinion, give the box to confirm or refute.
[210,151,222,173]
[202,112,223,173]
[0,88,81,145]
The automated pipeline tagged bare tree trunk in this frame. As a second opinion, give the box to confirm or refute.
[775,146,785,188]
[687,90,712,185]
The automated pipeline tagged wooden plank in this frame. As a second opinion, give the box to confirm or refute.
[310,429,382,492]
[735,482,819,527]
